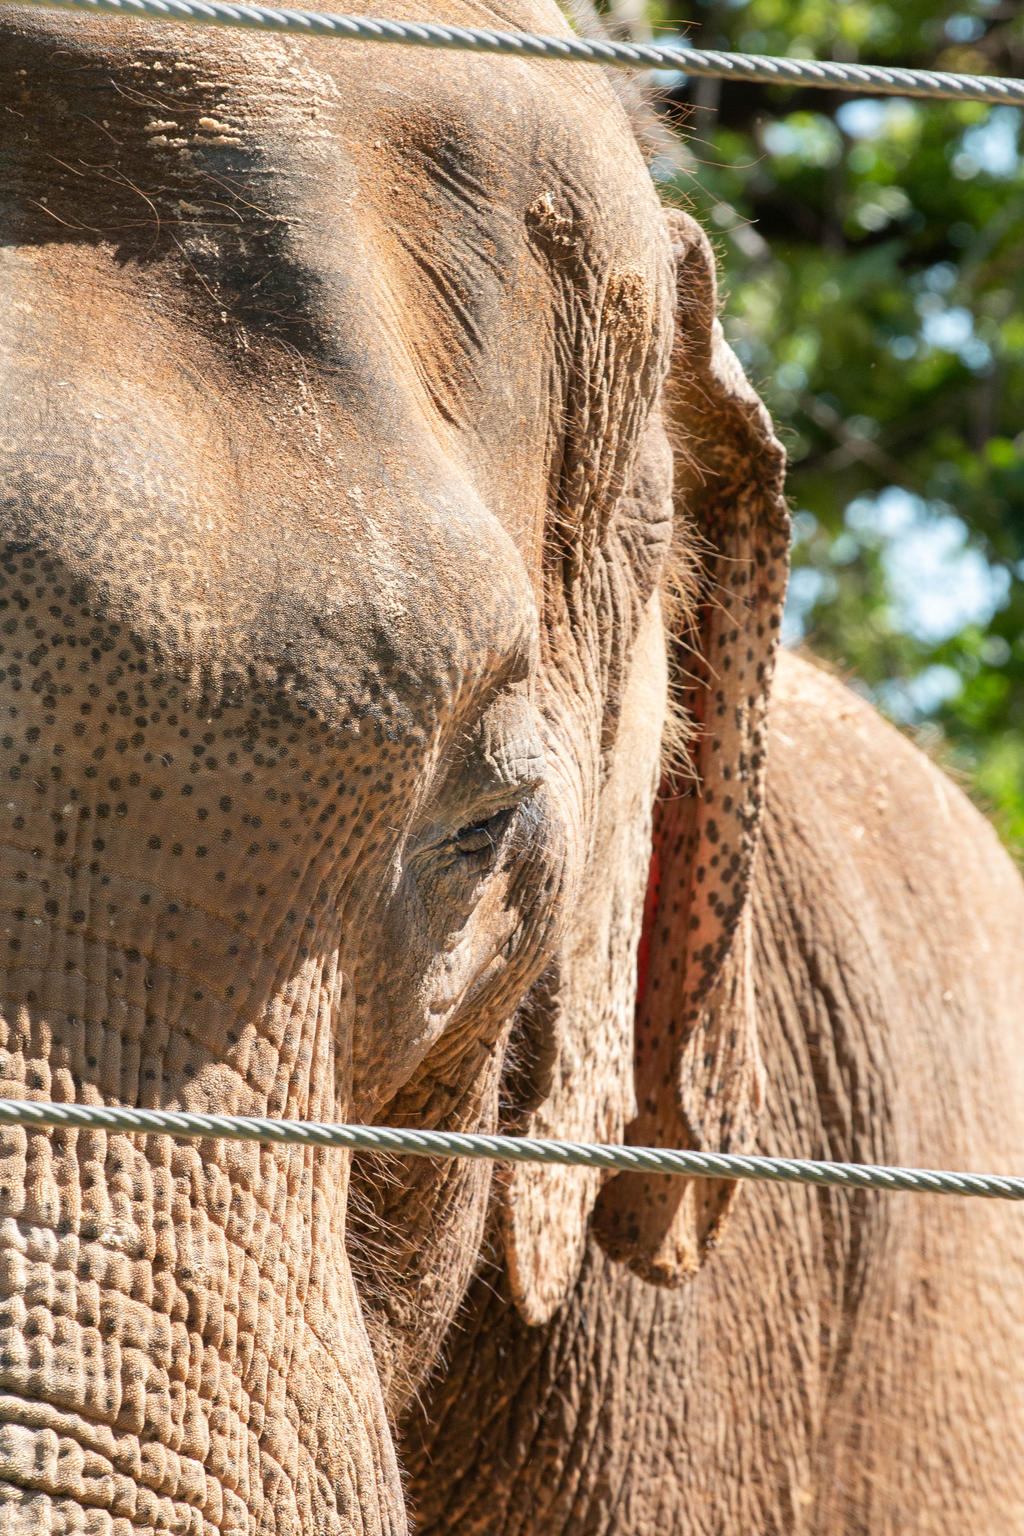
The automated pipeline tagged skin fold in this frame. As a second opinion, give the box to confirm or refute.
[0,3,1022,1531]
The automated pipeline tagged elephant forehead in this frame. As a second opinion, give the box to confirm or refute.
[2,299,537,745]
[2,0,664,718]
[2,4,672,575]
[2,6,665,278]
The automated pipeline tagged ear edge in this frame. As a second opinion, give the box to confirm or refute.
[592,207,787,1287]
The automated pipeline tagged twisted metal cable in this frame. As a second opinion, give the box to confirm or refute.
[6,0,1024,106]
[0,1098,1022,1200]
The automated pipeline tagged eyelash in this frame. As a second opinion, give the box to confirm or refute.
[453,805,516,860]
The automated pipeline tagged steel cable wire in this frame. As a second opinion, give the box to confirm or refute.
[4,0,1024,106]
[0,1098,1021,1200]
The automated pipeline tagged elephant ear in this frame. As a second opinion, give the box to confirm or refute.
[500,209,788,1322]
[591,209,789,1283]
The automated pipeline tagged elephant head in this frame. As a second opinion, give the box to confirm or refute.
[0,1,786,1529]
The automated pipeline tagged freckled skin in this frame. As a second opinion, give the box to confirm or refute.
[2,3,1024,1534]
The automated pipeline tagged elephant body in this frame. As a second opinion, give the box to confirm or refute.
[1,4,1023,1532]
[404,652,1024,1535]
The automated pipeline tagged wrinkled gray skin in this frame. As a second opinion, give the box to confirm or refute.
[1,4,1024,1532]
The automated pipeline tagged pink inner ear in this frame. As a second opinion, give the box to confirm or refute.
[636,823,662,1010]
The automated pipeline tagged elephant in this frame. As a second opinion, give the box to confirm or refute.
[1,0,1024,1531]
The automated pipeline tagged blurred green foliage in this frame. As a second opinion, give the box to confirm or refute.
[634,0,1024,851]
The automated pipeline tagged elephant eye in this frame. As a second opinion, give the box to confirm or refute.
[453,805,516,862]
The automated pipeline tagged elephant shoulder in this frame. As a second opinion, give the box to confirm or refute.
[765,647,1022,922]
[756,647,1024,1166]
